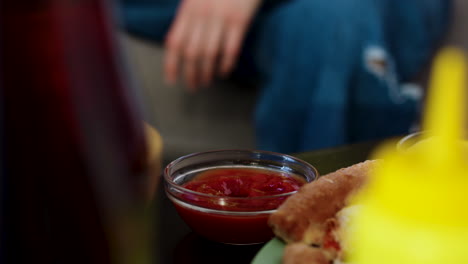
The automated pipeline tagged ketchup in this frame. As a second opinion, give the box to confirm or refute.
[173,168,306,244]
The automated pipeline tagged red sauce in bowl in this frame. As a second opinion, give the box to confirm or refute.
[172,168,306,244]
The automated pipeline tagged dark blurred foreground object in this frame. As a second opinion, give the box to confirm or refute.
[0,1,159,263]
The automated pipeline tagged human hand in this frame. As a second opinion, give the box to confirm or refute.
[164,0,262,91]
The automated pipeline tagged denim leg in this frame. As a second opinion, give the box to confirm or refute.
[249,0,449,153]
[251,0,370,152]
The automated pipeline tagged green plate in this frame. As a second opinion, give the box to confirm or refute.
[251,238,285,264]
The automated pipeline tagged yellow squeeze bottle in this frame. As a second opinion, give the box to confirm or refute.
[349,48,468,264]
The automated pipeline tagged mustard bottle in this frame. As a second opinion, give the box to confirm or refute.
[348,48,468,264]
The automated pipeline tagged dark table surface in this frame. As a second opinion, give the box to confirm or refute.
[153,140,381,264]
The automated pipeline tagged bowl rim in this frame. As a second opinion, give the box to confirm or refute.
[163,149,318,201]
[396,131,424,151]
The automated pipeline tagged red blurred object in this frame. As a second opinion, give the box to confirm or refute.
[1,0,147,263]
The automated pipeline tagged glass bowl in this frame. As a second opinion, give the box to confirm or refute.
[397,131,468,153]
[396,131,424,151]
[163,150,318,245]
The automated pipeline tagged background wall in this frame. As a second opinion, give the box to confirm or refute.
[121,36,257,164]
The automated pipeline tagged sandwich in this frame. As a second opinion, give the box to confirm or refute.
[269,160,380,263]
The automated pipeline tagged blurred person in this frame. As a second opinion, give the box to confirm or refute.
[119,0,452,153]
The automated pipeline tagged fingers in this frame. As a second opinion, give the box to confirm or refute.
[167,3,224,91]
[164,0,257,90]
[183,20,204,91]
[164,47,180,85]
[200,20,223,86]
[164,2,191,85]
[219,15,247,77]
